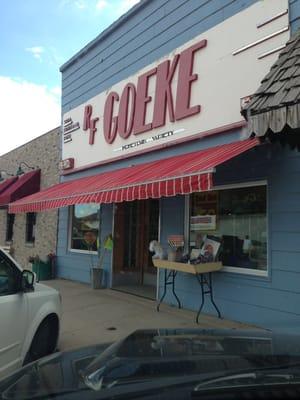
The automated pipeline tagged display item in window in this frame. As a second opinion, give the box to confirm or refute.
[195,233,206,249]
[149,240,165,260]
[79,229,98,251]
[190,237,221,264]
[190,243,214,264]
[243,235,252,254]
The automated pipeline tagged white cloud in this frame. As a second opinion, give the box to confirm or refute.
[75,0,87,9]
[25,46,45,62]
[50,86,62,97]
[58,0,87,11]
[96,0,107,11]
[0,77,60,155]
[117,0,140,14]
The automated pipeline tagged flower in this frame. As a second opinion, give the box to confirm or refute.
[47,251,55,260]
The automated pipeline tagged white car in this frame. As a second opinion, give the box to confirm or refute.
[0,247,61,379]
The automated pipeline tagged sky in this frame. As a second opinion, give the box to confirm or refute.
[0,0,140,156]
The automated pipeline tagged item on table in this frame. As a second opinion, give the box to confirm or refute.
[180,253,190,263]
[167,235,184,262]
[190,236,221,264]
[190,248,201,261]
[168,235,184,249]
[149,240,165,260]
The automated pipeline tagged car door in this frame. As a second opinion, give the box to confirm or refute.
[0,252,28,378]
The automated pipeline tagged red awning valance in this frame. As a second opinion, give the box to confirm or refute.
[0,170,40,207]
[9,139,258,213]
[0,176,18,196]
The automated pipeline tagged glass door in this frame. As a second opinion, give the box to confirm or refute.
[112,199,159,298]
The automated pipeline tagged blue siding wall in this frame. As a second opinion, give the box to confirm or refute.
[290,0,300,32]
[61,0,258,113]
[159,145,300,333]
[57,0,300,332]
[56,129,242,283]
[57,138,300,332]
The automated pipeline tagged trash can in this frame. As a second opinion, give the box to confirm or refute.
[32,260,52,281]
[91,267,103,289]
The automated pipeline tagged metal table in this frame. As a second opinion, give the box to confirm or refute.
[153,259,223,323]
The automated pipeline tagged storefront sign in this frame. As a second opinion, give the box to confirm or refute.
[190,215,217,231]
[80,39,206,148]
[63,117,80,143]
[113,128,185,152]
[62,0,289,169]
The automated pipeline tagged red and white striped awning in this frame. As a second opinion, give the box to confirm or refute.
[0,176,18,196]
[9,138,259,213]
[0,170,40,207]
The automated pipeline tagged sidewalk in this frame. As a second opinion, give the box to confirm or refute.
[47,279,263,352]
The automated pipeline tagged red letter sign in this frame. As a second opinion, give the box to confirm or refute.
[175,39,207,120]
[83,105,92,130]
[118,83,136,139]
[133,68,157,135]
[103,92,119,144]
[83,104,99,145]
[152,55,179,129]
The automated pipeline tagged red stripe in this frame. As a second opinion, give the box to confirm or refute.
[8,138,259,213]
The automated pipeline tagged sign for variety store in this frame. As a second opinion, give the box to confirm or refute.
[62,0,289,170]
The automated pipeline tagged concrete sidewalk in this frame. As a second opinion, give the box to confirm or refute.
[47,279,262,352]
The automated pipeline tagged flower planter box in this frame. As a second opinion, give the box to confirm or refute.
[32,260,52,281]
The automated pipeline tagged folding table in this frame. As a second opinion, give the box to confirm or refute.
[153,259,223,323]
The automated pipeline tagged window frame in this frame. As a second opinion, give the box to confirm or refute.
[5,212,15,243]
[185,180,268,277]
[25,212,36,244]
[0,251,20,296]
[68,204,100,254]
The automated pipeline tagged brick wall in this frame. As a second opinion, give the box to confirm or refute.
[0,127,60,268]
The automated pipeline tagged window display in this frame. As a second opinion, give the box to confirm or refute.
[189,185,267,271]
[70,204,100,252]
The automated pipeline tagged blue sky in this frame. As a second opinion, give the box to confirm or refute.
[0,0,139,155]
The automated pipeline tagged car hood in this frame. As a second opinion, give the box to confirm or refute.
[1,328,300,399]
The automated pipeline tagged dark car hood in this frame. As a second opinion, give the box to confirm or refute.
[1,328,300,399]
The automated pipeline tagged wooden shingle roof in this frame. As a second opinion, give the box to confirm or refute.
[242,31,300,148]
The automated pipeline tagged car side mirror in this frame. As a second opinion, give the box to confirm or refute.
[22,269,35,292]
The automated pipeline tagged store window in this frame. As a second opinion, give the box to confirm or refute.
[189,185,267,273]
[6,212,15,242]
[70,204,100,252]
[25,212,36,243]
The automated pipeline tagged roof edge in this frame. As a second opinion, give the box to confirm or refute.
[60,0,150,73]
[0,126,60,158]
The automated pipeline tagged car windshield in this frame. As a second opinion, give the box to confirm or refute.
[1,0,300,399]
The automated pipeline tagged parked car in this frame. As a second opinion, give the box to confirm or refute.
[0,247,61,379]
[1,328,300,399]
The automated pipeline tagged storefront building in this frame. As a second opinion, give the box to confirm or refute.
[9,0,300,331]
[0,127,60,267]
